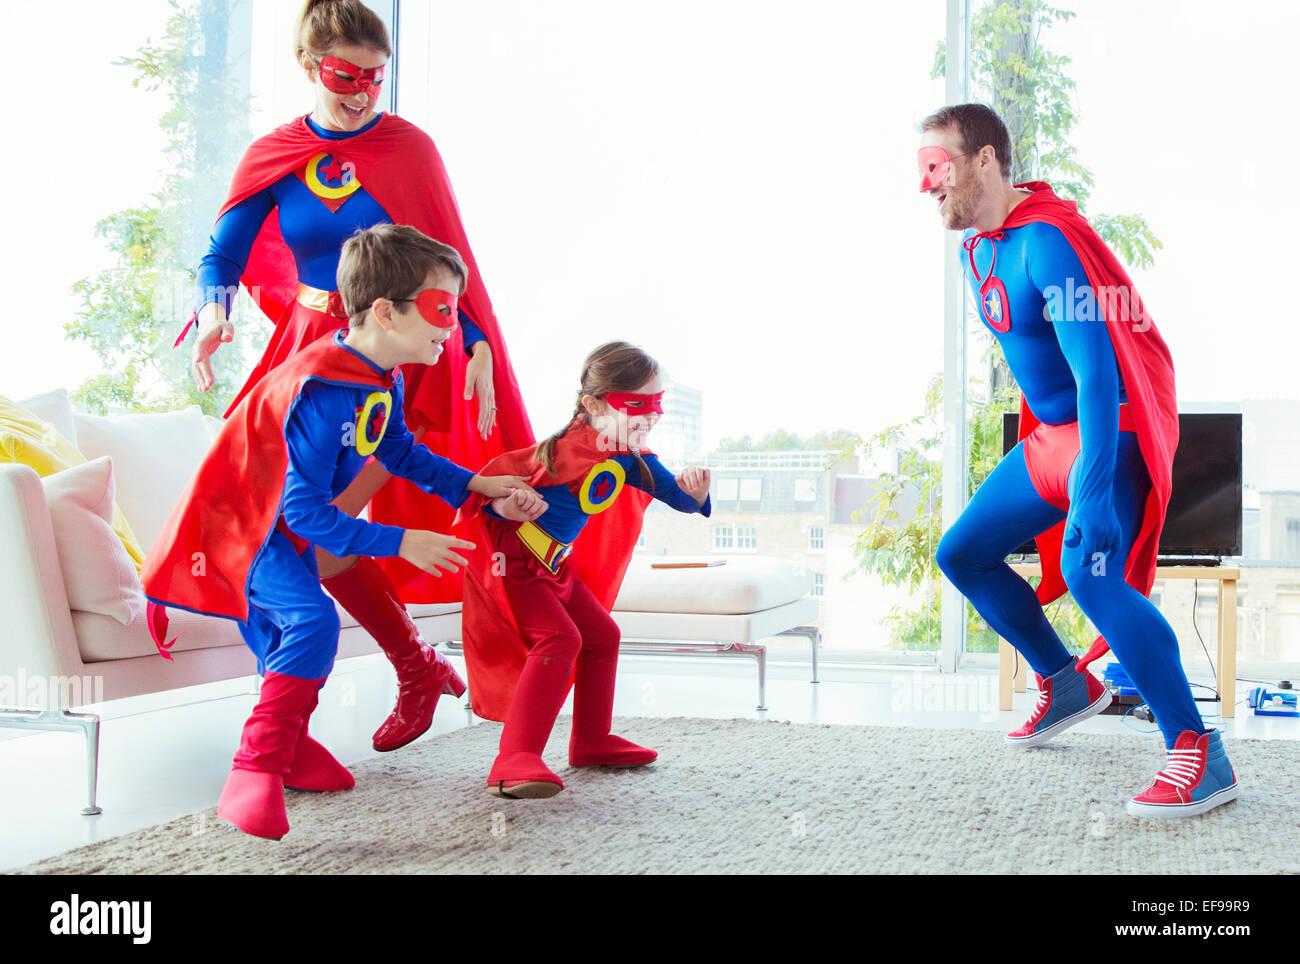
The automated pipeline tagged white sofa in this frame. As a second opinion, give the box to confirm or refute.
[0,396,460,815]
[1,393,822,814]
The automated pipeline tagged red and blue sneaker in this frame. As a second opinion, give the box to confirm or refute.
[1127,729,1237,818]
[1005,657,1112,748]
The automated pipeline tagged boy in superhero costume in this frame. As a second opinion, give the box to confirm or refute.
[455,342,712,799]
[183,39,534,751]
[918,104,1236,818]
[142,225,534,839]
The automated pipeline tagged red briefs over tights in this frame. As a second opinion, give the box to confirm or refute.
[1022,403,1137,511]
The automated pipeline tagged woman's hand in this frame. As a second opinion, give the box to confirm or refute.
[192,302,234,392]
[491,488,548,522]
[464,342,496,440]
[676,466,711,507]
[398,529,476,576]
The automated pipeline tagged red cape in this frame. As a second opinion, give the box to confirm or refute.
[202,112,529,445]
[452,419,653,721]
[992,182,1179,671]
[141,333,394,647]
[189,113,535,605]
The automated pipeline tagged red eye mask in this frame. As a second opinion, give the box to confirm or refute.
[602,391,663,416]
[394,289,458,328]
[918,146,980,192]
[319,56,385,99]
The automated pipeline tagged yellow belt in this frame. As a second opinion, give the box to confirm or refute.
[296,282,340,315]
[516,520,573,574]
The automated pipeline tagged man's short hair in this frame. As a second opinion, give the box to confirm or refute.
[336,223,468,326]
[920,103,1013,178]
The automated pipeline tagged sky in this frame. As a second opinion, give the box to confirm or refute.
[5,0,1297,456]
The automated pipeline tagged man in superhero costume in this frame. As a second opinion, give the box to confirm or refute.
[455,348,712,798]
[918,104,1236,818]
[143,226,534,838]
[182,60,534,750]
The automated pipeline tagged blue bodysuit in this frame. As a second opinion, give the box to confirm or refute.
[194,113,486,354]
[485,453,712,542]
[243,330,473,680]
[936,219,1204,746]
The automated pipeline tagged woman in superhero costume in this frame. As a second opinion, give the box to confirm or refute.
[183,0,532,753]
[455,342,713,799]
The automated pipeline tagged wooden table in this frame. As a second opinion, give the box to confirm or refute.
[997,563,1240,716]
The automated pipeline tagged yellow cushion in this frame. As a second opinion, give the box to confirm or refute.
[0,395,145,570]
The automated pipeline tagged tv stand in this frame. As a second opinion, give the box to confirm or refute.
[997,562,1240,717]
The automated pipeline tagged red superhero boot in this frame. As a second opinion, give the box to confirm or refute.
[283,683,355,792]
[486,629,574,799]
[568,623,657,768]
[217,672,324,839]
[322,556,467,752]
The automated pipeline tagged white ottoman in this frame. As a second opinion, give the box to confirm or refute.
[611,556,821,710]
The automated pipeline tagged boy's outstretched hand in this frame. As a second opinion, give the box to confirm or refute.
[490,488,549,522]
[677,466,711,507]
[398,529,476,577]
[468,473,537,500]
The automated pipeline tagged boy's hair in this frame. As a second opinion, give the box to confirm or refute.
[919,102,1013,178]
[536,341,660,490]
[336,223,468,326]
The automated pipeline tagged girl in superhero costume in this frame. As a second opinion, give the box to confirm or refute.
[455,342,713,799]
[918,104,1237,818]
[143,226,534,839]
[182,0,533,754]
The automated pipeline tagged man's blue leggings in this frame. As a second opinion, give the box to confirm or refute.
[936,433,1205,747]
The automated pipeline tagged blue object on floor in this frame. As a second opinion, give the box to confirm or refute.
[1247,687,1299,718]
[1102,660,1141,697]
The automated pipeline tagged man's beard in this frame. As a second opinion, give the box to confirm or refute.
[943,175,986,231]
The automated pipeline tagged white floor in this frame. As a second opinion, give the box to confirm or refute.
[1,652,1294,872]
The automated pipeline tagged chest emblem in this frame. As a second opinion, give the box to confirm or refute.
[577,460,626,515]
[980,276,1011,333]
[354,390,393,457]
[301,151,363,206]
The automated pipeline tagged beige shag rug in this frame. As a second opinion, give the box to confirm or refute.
[11,717,1297,874]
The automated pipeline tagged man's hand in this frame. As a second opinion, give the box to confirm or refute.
[464,342,496,441]
[469,473,537,500]
[191,303,234,392]
[398,529,477,577]
[676,466,711,507]
[491,488,548,522]
[1063,498,1122,569]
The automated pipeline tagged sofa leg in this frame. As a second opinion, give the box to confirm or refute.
[73,711,103,816]
[0,707,103,815]
[776,625,822,684]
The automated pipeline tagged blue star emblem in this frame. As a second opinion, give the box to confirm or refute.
[592,472,615,502]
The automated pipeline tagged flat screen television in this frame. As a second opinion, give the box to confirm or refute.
[1000,412,1242,560]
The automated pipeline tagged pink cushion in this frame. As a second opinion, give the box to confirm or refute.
[42,457,145,626]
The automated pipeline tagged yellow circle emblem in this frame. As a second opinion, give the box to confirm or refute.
[355,391,393,457]
[578,460,626,514]
[304,151,362,200]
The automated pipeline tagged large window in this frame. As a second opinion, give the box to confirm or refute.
[956,0,1300,673]
[397,2,949,661]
